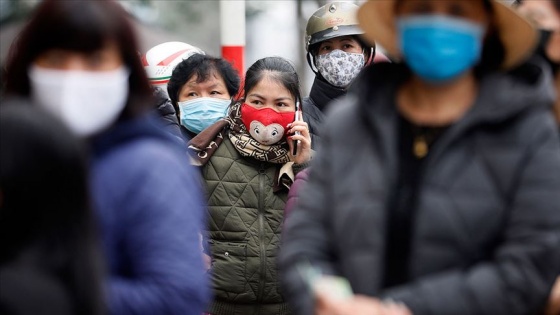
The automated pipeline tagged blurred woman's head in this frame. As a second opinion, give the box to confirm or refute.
[167,54,240,134]
[0,101,103,315]
[4,0,153,136]
[516,0,560,75]
[357,0,537,84]
[241,57,301,145]
[395,0,505,80]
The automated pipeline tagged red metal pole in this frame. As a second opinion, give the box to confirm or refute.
[220,0,245,78]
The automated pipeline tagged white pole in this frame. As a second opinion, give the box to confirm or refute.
[220,0,246,77]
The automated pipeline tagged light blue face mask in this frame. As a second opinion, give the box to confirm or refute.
[178,97,231,134]
[397,15,486,83]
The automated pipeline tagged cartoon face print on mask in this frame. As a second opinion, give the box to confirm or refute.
[250,121,283,144]
[241,104,294,145]
[242,75,296,145]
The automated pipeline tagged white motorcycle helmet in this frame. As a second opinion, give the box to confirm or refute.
[141,41,204,96]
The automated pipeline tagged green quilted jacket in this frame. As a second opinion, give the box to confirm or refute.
[203,136,291,315]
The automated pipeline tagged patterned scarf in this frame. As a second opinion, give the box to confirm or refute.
[226,102,292,164]
[188,102,292,165]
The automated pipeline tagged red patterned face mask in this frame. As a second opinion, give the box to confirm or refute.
[241,103,295,145]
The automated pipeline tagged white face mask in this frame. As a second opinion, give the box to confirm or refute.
[315,49,365,88]
[28,65,130,137]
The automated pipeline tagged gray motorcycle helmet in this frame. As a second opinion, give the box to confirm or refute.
[305,2,374,74]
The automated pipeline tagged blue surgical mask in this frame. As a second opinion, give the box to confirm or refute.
[178,97,231,134]
[397,15,486,83]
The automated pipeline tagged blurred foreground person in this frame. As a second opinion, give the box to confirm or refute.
[303,1,389,147]
[279,1,560,315]
[516,0,560,126]
[3,1,209,314]
[188,57,311,315]
[142,41,205,139]
[167,53,240,139]
[0,103,103,315]
[516,2,560,314]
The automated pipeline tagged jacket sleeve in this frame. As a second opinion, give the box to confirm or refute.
[279,135,338,315]
[284,169,310,222]
[381,117,560,315]
[302,98,324,151]
[107,145,210,315]
[153,87,183,139]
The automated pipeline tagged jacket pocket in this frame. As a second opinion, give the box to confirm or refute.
[209,240,247,294]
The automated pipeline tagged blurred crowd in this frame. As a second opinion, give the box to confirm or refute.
[0,0,558,315]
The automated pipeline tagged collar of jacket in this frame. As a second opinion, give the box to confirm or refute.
[91,113,181,158]
[309,76,347,112]
[347,60,556,178]
[353,60,555,137]
[355,60,555,125]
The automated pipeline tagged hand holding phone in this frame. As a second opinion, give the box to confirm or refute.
[297,261,353,301]
[293,101,301,156]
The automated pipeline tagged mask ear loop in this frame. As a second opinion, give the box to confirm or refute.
[365,46,375,66]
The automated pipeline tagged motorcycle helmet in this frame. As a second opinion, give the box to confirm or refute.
[305,2,375,72]
[141,41,204,95]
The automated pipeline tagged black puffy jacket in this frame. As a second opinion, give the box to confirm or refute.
[302,77,346,149]
[279,61,560,315]
[152,87,183,139]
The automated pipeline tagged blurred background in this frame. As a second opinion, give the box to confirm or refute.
[0,0,370,95]
[0,0,517,94]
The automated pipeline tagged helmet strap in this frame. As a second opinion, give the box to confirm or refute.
[306,52,320,76]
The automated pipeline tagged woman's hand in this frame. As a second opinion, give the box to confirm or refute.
[202,253,212,272]
[545,276,560,315]
[315,293,413,315]
[287,111,312,164]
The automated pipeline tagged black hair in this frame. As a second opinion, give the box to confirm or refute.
[167,54,240,111]
[244,57,303,107]
[3,0,153,120]
[0,101,104,315]
[309,35,374,61]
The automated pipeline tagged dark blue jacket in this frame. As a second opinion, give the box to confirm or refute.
[90,115,209,315]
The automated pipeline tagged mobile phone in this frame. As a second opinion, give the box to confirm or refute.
[297,261,353,300]
[293,101,301,156]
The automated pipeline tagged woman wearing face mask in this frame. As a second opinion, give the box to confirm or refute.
[279,1,560,315]
[303,1,390,148]
[142,41,206,140]
[188,56,311,314]
[167,53,240,140]
[3,1,209,314]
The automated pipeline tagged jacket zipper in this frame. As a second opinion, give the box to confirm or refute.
[256,163,267,309]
